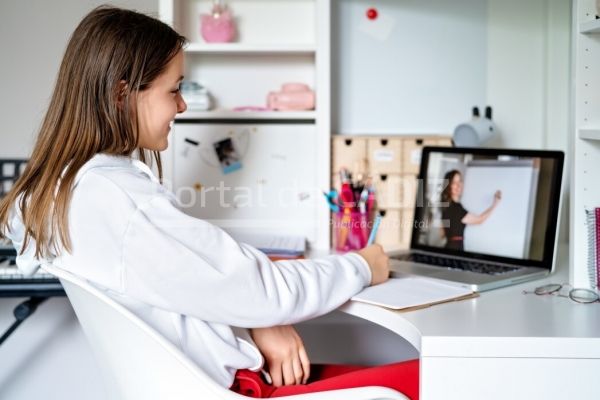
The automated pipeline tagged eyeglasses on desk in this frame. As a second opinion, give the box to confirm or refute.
[523,283,599,304]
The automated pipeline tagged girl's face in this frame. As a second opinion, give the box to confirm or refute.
[450,173,463,200]
[136,50,187,151]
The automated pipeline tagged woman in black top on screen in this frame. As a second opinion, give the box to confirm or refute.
[440,169,502,251]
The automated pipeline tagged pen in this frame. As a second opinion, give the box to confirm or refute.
[366,185,376,213]
[358,186,369,213]
[338,207,352,250]
[323,190,340,212]
[340,180,354,209]
[367,213,382,246]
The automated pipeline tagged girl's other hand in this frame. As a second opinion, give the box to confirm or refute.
[250,325,310,386]
[356,244,390,286]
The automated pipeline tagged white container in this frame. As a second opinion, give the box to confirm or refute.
[453,117,495,147]
[181,82,212,111]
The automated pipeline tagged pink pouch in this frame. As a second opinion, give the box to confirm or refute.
[267,83,315,111]
[200,9,236,43]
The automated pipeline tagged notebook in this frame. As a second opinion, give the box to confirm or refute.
[352,274,476,311]
[389,147,564,292]
[585,208,600,289]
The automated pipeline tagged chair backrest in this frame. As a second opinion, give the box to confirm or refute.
[44,264,408,400]
[43,264,236,400]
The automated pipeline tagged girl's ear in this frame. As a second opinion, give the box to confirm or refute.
[116,80,129,109]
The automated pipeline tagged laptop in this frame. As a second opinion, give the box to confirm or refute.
[389,146,564,292]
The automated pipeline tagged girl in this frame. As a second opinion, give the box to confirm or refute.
[0,6,418,399]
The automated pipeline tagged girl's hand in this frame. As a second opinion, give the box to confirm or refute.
[250,325,310,386]
[356,244,390,286]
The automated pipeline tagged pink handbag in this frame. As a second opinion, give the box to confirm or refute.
[267,83,315,111]
[200,1,236,43]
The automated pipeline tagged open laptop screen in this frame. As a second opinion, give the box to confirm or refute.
[411,147,564,269]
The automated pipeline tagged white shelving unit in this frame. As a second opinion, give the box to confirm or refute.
[579,17,600,33]
[578,128,600,140]
[159,0,331,249]
[571,0,600,288]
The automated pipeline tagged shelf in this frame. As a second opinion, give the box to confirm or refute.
[579,19,600,33]
[175,110,317,121]
[184,43,317,55]
[578,128,600,140]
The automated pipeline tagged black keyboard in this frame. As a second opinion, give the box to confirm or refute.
[0,238,16,257]
[394,253,521,275]
[0,257,64,297]
[0,160,64,297]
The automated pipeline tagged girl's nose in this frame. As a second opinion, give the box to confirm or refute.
[177,94,187,114]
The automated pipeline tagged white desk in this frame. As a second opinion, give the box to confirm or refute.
[339,254,600,399]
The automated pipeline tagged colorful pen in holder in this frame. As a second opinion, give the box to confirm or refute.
[330,168,379,251]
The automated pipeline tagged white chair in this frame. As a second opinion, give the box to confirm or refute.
[43,264,408,400]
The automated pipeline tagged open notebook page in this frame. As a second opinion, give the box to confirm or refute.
[352,274,474,310]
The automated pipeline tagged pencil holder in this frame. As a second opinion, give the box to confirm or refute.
[333,210,370,252]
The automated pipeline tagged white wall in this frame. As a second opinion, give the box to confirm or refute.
[486,0,571,151]
[0,0,159,158]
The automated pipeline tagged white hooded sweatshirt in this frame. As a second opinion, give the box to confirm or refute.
[6,153,372,388]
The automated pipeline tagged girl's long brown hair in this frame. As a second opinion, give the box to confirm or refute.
[0,6,186,259]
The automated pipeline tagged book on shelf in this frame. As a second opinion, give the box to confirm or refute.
[228,231,306,260]
[352,273,477,311]
[585,208,600,289]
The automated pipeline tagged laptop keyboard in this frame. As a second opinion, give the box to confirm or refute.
[395,253,522,275]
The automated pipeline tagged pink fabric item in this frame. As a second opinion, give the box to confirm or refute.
[267,83,315,111]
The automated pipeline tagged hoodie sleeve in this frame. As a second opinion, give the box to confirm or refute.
[121,193,371,328]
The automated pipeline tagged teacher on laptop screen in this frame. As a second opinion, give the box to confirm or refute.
[440,169,502,251]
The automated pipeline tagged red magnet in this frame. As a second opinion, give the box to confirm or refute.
[366,8,378,20]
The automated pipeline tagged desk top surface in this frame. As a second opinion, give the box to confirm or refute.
[339,246,600,359]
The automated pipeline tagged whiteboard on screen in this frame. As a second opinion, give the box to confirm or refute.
[461,160,538,259]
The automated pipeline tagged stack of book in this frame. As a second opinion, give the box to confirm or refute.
[228,232,305,261]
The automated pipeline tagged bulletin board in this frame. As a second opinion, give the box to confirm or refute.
[172,123,320,242]
[332,0,488,134]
